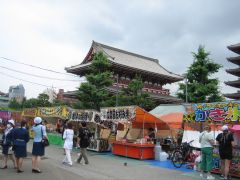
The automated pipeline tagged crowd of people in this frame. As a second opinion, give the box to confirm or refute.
[0,117,237,179]
[0,117,92,173]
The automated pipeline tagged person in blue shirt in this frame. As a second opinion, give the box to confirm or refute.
[1,119,16,169]
[31,117,48,173]
[12,120,29,173]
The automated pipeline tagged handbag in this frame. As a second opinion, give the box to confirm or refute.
[41,126,49,147]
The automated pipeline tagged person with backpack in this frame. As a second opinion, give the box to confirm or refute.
[76,122,91,165]
[216,125,235,180]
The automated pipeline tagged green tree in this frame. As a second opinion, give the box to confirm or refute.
[8,98,22,110]
[117,77,156,110]
[37,93,51,107]
[177,45,224,103]
[77,52,113,110]
[22,98,39,108]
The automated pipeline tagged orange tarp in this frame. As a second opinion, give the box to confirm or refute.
[157,112,183,129]
[131,107,170,130]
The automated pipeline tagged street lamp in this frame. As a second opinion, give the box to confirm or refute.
[183,73,188,103]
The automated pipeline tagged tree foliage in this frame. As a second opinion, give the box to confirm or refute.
[8,98,22,110]
[116,77,156,111]
[177,45,224,103]
[77,52,113,110]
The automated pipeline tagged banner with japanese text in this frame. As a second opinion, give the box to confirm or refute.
[183,101,240,123]
[22,108,38,117]
[38,106,69,118]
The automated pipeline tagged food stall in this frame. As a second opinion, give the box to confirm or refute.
[183,101,240,177]
[68,108,112,152]
[104,106,170,160]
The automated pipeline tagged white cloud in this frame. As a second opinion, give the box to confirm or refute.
[0,0,239,99]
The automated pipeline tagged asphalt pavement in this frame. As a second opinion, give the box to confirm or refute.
[0,141,234,180]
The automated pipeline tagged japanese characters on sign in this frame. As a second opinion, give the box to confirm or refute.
[100,106,136,122]
[183,102,240,123]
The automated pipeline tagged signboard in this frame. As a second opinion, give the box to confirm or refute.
[100,106,136,122]
[38,106,69,118]
[0,111,11,121]
[183,101,240,123]
[22,108,37,117]
[68,109,97,122]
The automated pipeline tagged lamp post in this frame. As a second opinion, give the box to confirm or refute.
[183,73,188,103]
[116,74,119,107]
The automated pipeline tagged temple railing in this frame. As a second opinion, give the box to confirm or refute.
[112,83,170,96]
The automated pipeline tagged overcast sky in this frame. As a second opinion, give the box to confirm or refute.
[0,0,240,99]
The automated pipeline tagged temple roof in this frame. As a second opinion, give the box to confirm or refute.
[225,80,240,88]
[65,41,183,83]
[226,68,240,77]
[228,43,240,54]
[227,56,240,65]
[224,92,240,100]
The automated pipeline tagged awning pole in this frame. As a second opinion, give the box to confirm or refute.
[143,112,145,138]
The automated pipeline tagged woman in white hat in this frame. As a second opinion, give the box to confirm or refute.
[216,125,235,180]
[0,119,16,169]
[31,117,48,173]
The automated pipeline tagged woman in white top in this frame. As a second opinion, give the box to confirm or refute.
[62,122,74,166]
[199,125,215,180]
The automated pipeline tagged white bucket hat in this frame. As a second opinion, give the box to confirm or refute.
[221,125,228,131]
[8,119,15,126]
[34,117,42,124]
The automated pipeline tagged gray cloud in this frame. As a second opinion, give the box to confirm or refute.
[0,0,240,98]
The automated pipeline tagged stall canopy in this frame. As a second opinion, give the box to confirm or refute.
[150,105,186,129]
[131,106,171,130]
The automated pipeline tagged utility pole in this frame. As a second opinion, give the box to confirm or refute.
[116,74,119,107]
[185,77,188,103]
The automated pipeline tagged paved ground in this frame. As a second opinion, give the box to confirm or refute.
[0,141,237,180]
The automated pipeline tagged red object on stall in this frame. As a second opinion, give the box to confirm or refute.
[112,141,155,160]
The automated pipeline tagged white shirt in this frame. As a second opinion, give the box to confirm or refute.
[63,129,74,150]
[199,131,214,148]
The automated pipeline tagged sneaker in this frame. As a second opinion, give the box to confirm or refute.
[200,173,204,178]
[207,175,215,180]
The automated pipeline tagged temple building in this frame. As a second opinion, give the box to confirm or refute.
[65,41,184,104]
[224,43,240,99]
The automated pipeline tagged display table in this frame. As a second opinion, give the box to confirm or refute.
[48,133,64,146]
[212,146,240,178]
[112,141,155,160]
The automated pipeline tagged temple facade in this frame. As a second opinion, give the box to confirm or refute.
[65,41,184,103]
[224,43,240,99]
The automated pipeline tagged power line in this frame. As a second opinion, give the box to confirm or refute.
[0,56,79,77]
[0,71,66,88]
[0,65,83,82]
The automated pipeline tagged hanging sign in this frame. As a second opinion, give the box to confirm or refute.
[38,106,69,118]
[0,111,11,121]
[183,101,240,123]
[100,106,136,122]
[22,108,37,117]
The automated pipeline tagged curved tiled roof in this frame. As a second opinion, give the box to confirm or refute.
[66,41,183,82]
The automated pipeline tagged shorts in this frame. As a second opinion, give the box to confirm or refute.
[219,151,232,160]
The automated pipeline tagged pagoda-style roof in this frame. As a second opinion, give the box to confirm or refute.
[224,92,240,100]
[225,80,240,88]
[226,68,240,77]
[228,43,240,54]
[65,41,183,84]
[227,56,240,65]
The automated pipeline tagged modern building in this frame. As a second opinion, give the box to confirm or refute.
[0,91,9,107]
[224,43,240,99]
[65,41,183,104]
[43,88,57,103]
[8,84,25,103]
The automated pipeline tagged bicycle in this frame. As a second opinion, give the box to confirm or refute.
[171,140,200,168]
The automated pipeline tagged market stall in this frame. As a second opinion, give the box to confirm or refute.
[183,101,240,177]
[104,106,171,160]
[68,109,112,152]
